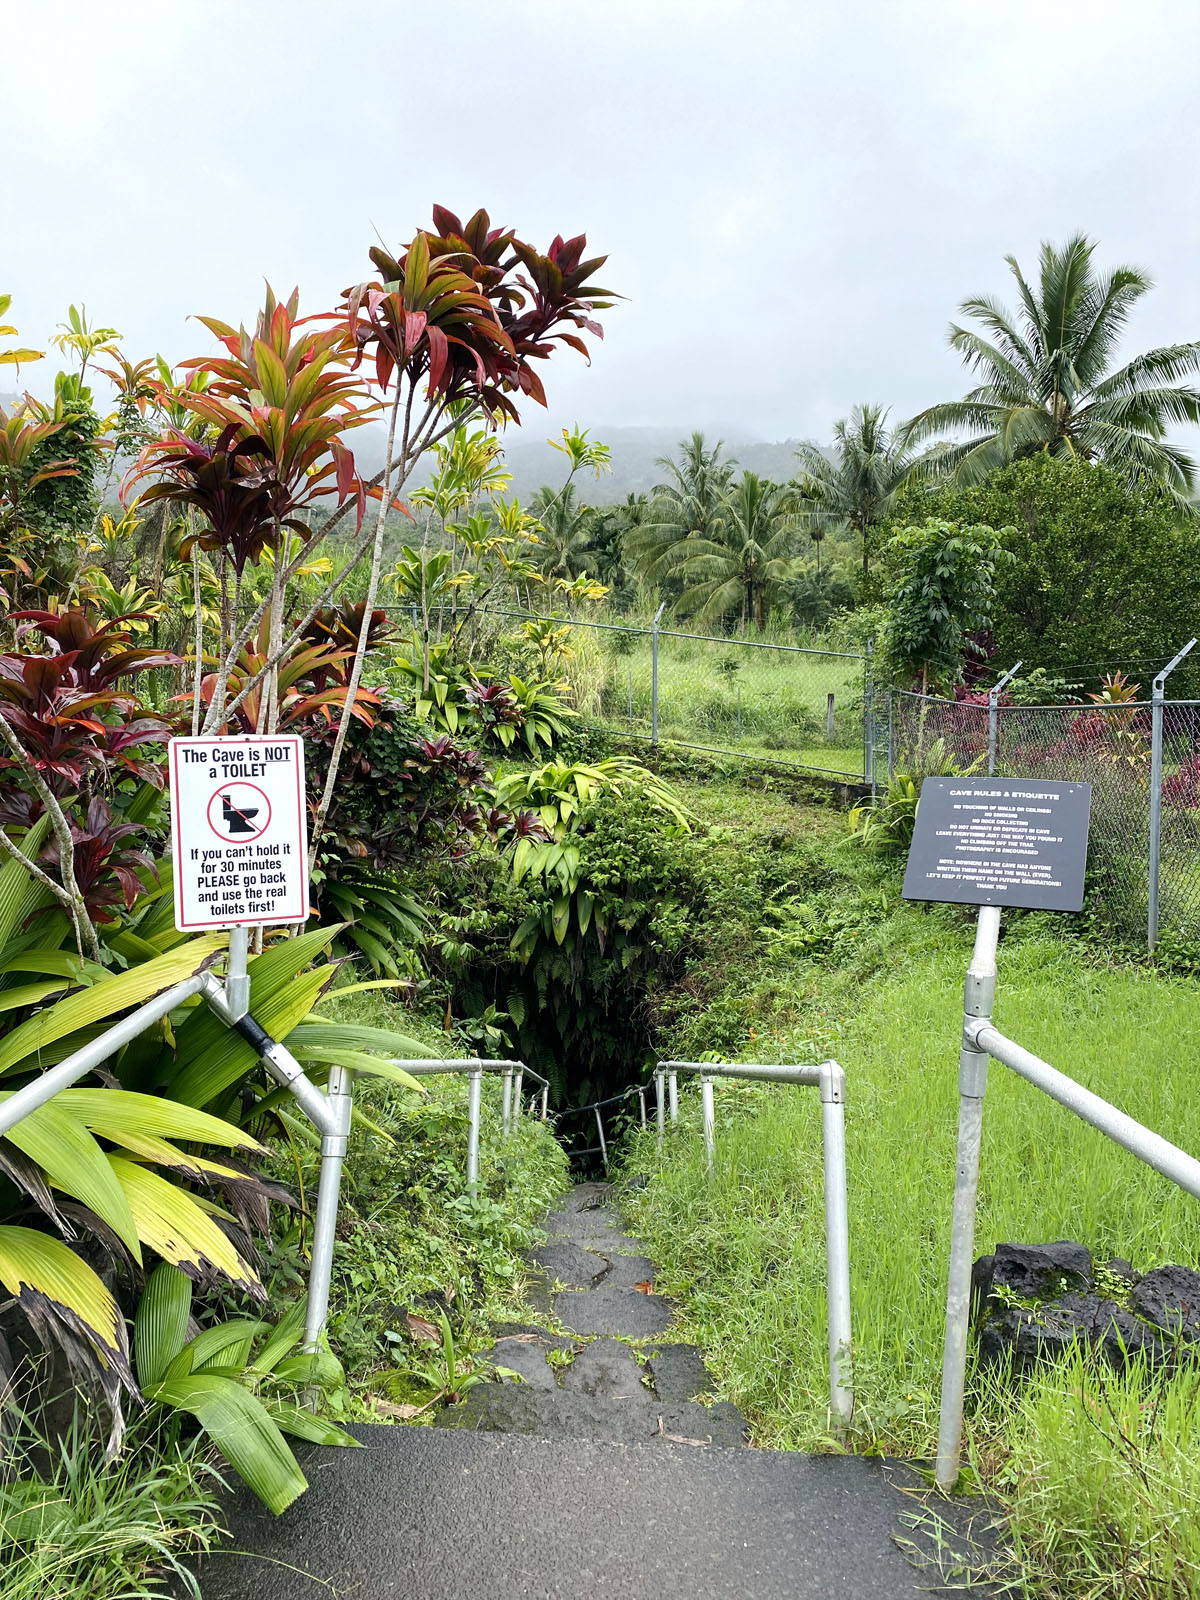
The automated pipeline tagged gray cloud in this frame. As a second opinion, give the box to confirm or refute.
[5,0,1198,451]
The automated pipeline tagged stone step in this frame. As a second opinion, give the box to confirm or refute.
[432,1383,750,1447]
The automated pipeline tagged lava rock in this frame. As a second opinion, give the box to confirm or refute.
[1131,1265,1200,1342]
[979,1291,1165,1372]
[560,1338,645,1399]
[1104,1258,1139,1287]
[646,1344,713,1402]
[990,1241,1093,1300]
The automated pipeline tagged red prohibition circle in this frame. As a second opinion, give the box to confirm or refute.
[207,782,272,844]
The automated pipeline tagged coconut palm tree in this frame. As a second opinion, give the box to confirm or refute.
[625,432,736,586]
[793,404,917,576]
[528,482,597,579]
[674,472,801,629]
[904,234,1200,505]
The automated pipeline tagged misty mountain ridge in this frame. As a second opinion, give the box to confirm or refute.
[360,424,825,504]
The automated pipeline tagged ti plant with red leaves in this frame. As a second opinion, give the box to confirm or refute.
[40,796,157,924]
[310,206,614,863]
[191,613,380,736]
[0,609,177,795]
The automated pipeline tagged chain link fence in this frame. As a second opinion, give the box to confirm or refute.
[435,606,872,780]
[889,685,1200,950]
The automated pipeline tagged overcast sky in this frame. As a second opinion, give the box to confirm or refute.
[5,0,1199,449]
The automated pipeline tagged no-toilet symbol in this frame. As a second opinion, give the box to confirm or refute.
[207,782,272,843]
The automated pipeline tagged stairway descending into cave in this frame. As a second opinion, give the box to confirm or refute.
[185,1185,1005,1600]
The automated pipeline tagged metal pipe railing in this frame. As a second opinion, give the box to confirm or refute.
[936,903,1200,1489]
[0,971,214,1140]
[654,1058,853,1428]
[0,935,543,1375]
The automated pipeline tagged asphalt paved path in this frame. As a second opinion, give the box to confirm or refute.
[186,1184,1007,1598]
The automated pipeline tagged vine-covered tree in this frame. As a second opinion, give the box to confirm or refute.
[879,518,1011,692]
[904,234,1200,505]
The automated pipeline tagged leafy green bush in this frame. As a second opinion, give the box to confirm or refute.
[847,737,982,851]
[888,457,1200,690]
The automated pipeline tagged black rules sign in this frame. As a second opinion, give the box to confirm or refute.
[902,777,1092,912]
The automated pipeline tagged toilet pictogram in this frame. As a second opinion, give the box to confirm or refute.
[207,782,271,843]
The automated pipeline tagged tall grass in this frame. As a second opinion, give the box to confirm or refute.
[996,1352,1200,1599]
[1,1406,223,1600]
[627,933,1200,1452]
[617,772,1200,1594]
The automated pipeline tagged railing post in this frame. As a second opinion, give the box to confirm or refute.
[466,1067,482,1190]
[818,1061,853,1426]
[514,1067,524,1123]
[987,661,1022,778]
[541,1085,549,1121]
[501,1065,513,1138]
[304,1063,353,1356]
[656,1069,666,1153]
[668,1069,679,1123]
[594,1106,608,1170]
[826,692,835,743]
[1148,639,1196,954]
[701,1074,715,1175]
[651,602,665,746]
[936,904,1000,1490]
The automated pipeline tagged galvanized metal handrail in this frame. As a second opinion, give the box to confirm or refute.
[654,1059,853,1428]
[385,1057,549,1184]
[936,904,1200,1489]
[0,928,539,1366]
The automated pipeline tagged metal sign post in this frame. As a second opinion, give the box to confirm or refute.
[167,734,349,1357]
[904,776,1092,1489]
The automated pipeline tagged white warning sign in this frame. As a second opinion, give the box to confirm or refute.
[169,735,309,931]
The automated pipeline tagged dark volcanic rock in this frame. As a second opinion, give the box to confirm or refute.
[990,1241,1093,1300]
[1131,1265,1200,1341]
[529,1239,608,1288]
[647,1344,713,1402]
[979,1290,1166,1372]
[491,1331,574,1390]
[556,1284,674,1337]
[561,1338,645,1399]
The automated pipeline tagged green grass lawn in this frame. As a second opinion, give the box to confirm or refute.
[618,772,1200,1598]
[565,630,867,776]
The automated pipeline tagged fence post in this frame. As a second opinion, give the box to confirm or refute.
[1149,639,1197,954]
[651,602,665,746]
[987,661,1023,778]
[304,1063,354,1354]
[226,925,250,1021]
[594,1105,608,1170]
[501,1065,513,1137]
[656,1069,666,1153]
[862,638,874,789]
[466,1067,483,1190]
[826,692,835,743]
